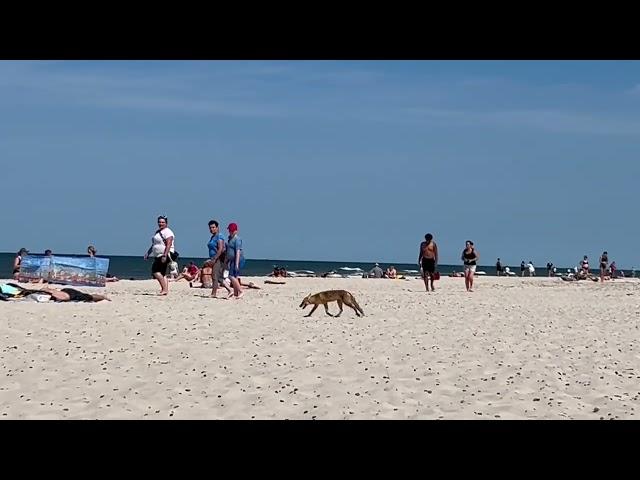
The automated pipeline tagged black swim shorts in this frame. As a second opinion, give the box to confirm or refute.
[60,288,94,302]
[421,258,436,274]
[151,256,169,275]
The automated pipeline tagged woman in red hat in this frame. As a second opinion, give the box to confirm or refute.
[226,222,244,298]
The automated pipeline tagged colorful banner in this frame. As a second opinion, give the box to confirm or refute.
[17,255,109,287]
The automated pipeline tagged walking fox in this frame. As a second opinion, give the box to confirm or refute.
[299,290,365,317]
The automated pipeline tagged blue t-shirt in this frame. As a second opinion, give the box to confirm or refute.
[207,233,226,258]
[226,235,243,263]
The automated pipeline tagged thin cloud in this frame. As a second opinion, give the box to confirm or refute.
[404,106,640,136]
[0,61,286,118]
[90,94,284,117]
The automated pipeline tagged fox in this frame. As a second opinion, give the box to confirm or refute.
[299,290,365,317]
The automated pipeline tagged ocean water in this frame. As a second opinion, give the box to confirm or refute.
[1,252,634,281]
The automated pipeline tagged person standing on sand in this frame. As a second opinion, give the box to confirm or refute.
[610,261,617,279]
[461,240,479,292]
[520,261,525,277]
[207,220,228,298]
[419,233,438,292]
[580,255,590,274]
[528,261,535,277]
[13,248,29,279]
[599,251,608,282]
[546,262,554,277]
[496,258,502,276]
[144,215,176,296]
[225,223,244,299]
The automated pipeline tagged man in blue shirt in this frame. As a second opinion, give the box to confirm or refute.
[207,220,226,298]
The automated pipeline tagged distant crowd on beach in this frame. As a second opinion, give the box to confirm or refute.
[415,233,633,294]
[495,252,625,282]
[8,224,636,302]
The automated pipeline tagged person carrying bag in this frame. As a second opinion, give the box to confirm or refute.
[144,215,177,296]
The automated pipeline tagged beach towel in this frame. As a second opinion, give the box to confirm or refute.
[0,284,21,296]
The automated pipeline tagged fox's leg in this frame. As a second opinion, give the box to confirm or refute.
[345,300,361,316]
[305,304,319,317]
[335,299,343,317]
[349,298,364,317]
[323,303,334,317]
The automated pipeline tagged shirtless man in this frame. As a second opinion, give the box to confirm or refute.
[418,233,439,292]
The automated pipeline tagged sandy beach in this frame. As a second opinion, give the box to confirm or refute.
[1,276,639,419]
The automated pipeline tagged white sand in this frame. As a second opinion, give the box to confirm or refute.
[1,276,639,419]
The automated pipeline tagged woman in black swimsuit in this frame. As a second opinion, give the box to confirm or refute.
[461,240,479,292]
[599,251,608,282]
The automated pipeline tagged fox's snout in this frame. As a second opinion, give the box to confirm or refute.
[299,295,310,308]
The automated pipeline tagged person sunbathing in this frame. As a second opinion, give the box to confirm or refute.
[385,266,397,279]
[0,283,110,302]
[41,286,111,302]
[270,267,288,278]
[192,261,234,296]
[175,262,199,283]
[195,260,215,288]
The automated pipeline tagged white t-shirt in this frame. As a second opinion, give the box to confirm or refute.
[151,227,175,257]
[528,263,535,272]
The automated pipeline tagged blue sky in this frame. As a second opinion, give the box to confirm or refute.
[1,61,638,267]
